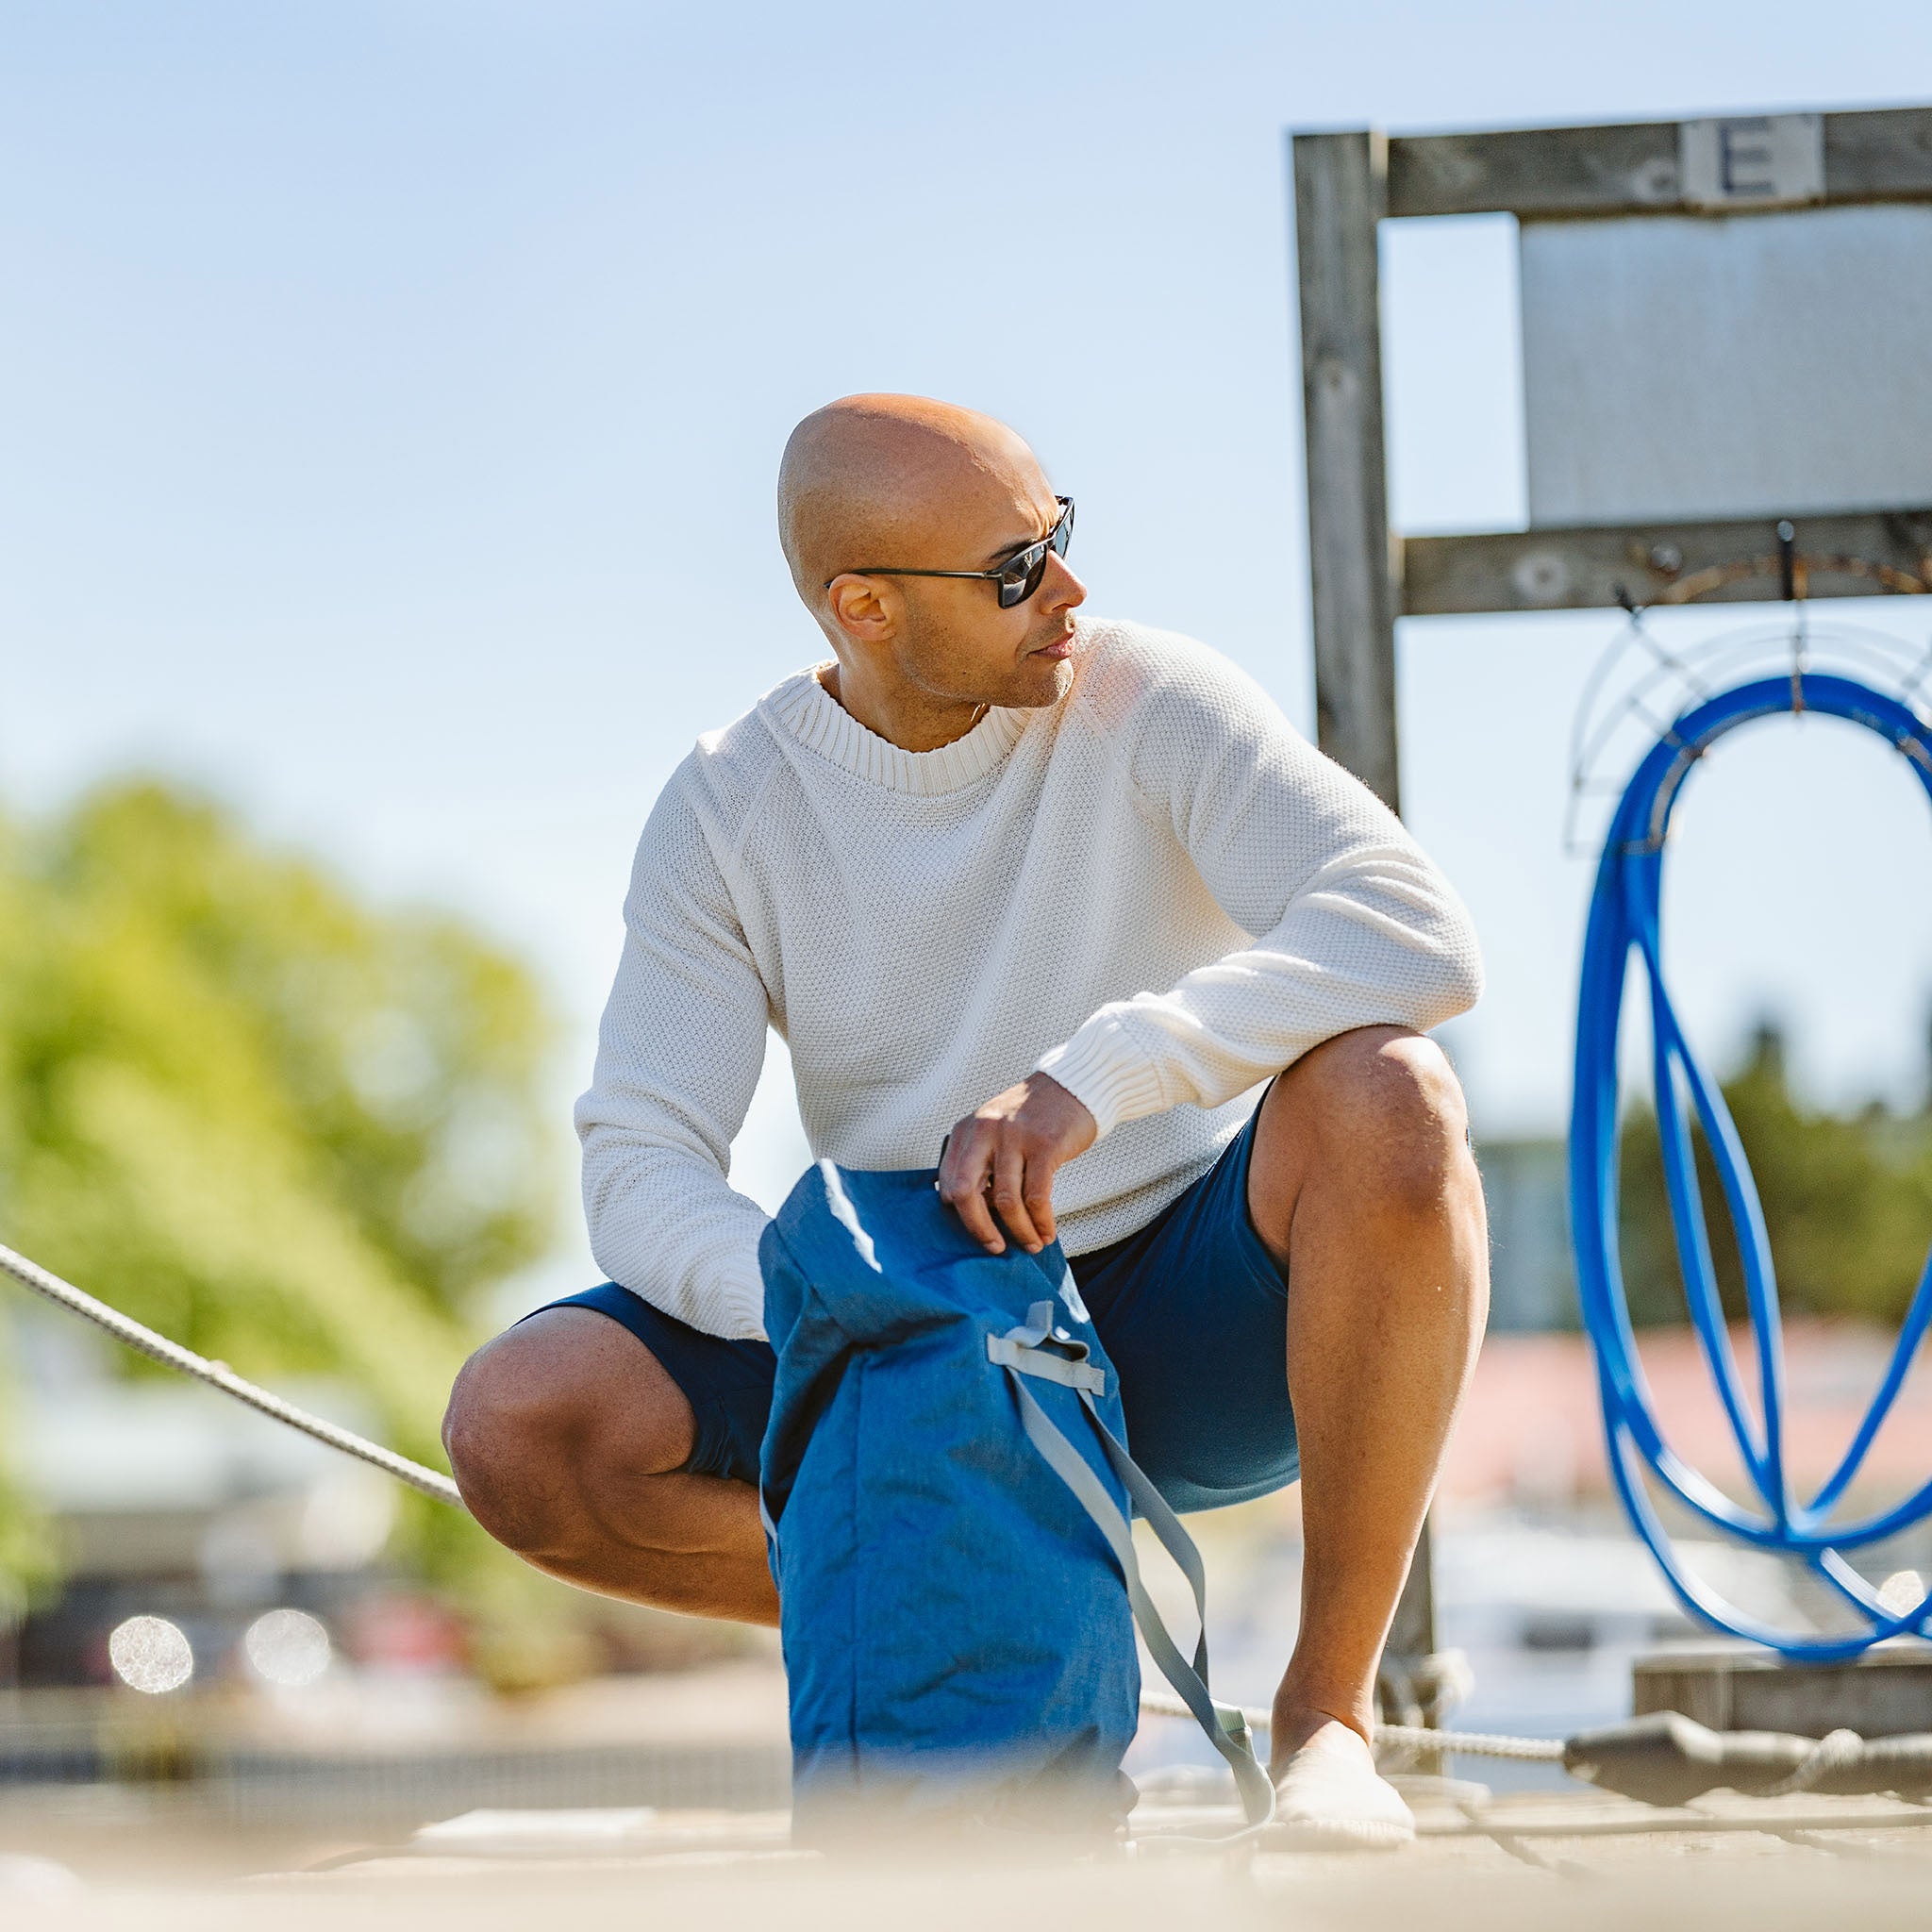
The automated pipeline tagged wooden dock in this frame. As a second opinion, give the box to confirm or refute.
[59,1784,1922,1932]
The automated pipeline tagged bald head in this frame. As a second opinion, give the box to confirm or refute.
[777,394,1047,611]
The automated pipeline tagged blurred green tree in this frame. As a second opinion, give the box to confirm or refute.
[1618,1020,1932,1328]
[0,780,558,1619]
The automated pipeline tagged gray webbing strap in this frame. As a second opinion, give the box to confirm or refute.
[1006,1371,1276,1828]
[986,1302,1110,1395]
[987,1333,1108,1394]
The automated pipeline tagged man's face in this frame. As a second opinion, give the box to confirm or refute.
[866,458,1088,713]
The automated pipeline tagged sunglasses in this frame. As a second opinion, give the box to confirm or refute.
[830,496,1074,609]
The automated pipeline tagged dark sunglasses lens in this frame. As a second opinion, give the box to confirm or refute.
[1051,497,1074,557]
[998,541,1049,608]
[995,501,1073,607]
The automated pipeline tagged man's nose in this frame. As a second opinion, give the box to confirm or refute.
[1041,552,1087,610]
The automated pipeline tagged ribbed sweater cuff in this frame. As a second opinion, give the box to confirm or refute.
[1033,1017,1167,1141]
[710,1262,772,1343]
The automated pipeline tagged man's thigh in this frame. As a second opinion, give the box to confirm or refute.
[522,1284,776,1486]
[1072,1109,1300,1515]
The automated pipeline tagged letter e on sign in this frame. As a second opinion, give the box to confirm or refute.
[1679,114,1824,210]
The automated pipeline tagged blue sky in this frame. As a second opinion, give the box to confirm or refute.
[7,2,1931,1307]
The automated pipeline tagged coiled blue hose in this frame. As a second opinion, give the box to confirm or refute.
[1569,671,1932,1658]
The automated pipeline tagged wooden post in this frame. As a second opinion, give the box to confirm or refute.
[1292,128,1402,813]
[1291,126,1439,1708]
[1386,1522,1439,1709]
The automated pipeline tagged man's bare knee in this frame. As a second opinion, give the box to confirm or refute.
[442,1309,696,1554]
[1291,1026,1474,1219]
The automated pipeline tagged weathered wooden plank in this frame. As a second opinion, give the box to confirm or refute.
[1382,1517,1442,1766]
[1824,104,1932,200]
[1291,129,1402,812]
[1385,104,1932,219]
[1634,1639,1932,1740]
[1414,1798,1932,1840]
[1400,509,1932,617]
[1388,119,1679,220]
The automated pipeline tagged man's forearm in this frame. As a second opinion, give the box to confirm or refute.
[1034,842,1483,1141]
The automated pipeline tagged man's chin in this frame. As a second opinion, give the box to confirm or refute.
[1006,654,1074,709]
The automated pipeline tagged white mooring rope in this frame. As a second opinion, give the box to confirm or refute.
[1761,1725,1866,1797]
[0,1240,1574,1764]
[1136,1690,1565,1760]
[0,1240,464,1508]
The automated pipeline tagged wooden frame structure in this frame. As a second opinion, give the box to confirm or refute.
[1287,103,1932,1697]
[1291,105,1932,811]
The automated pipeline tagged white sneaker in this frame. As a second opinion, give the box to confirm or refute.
[1273,1725,1416,1852]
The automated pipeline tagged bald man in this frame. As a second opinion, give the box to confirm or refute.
[443,395,1489,1847]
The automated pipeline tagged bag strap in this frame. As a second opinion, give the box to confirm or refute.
[1001,1357,1276,1828]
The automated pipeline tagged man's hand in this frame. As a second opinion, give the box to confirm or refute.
[938,1073,1097,1256]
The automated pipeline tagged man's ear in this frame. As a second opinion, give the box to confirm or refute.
[824,574,896,645]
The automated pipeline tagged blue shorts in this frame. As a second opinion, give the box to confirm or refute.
[539,1106,1298,1514]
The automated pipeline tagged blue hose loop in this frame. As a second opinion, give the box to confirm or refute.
[1569,671,1932,1658]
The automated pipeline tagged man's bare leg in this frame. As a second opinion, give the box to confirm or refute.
[1244,1024,1489,1781]
[442,1308,777,1624]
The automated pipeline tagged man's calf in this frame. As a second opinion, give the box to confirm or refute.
[442,1308,777,1623]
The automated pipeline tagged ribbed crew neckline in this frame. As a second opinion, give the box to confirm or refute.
[760,667,1033,795]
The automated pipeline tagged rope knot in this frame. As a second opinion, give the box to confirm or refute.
[1763,1726,1865,1797]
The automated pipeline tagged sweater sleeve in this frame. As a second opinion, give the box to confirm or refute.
[1032,632,1484,1139]
[574,768,775,1341]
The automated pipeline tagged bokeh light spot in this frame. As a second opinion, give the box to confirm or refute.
[243,1607,332,1687]
[1878,1569,1925,1618]
[108,1615,194,1694]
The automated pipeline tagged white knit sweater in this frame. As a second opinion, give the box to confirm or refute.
[576,617,1482,1341]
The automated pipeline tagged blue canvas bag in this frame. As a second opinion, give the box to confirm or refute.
[758,1160,1274,1840]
